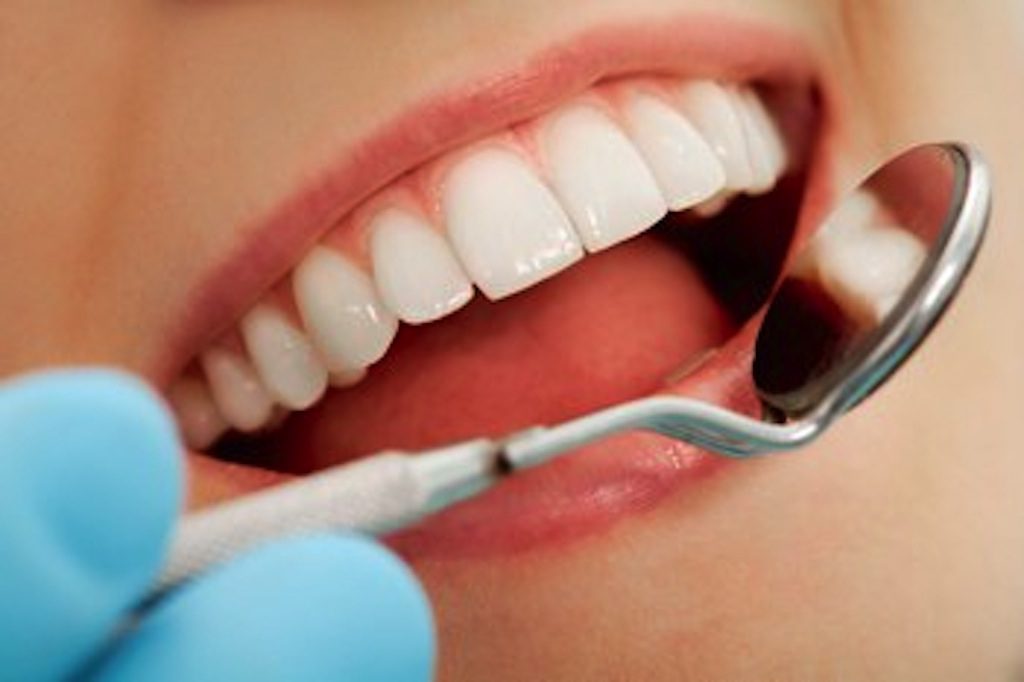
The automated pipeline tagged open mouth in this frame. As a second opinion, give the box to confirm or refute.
[164,31,829,558]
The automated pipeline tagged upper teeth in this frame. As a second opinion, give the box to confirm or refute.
[444,145,586,298]
[293,247,399,375]
[167,77,790,449]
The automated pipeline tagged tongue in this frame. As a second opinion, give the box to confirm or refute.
[267,231,732,473]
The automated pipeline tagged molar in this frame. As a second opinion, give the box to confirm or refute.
[816,222,926,323]
[809,191,926,323]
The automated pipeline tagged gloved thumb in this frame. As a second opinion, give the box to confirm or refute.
[0,369,182,682]
[98,535,437,681]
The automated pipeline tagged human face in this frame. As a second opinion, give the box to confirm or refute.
[4,1,1024,677]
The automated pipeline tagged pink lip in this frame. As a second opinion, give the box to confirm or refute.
[157,13,823,384]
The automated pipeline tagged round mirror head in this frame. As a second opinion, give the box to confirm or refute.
[753,143,989,420]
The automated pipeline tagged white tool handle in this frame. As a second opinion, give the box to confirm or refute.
[159,452,424,591]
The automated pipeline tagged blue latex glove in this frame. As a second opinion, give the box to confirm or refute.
[0,369,435,681]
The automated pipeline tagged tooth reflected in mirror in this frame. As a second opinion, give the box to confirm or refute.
[753,144,960,417]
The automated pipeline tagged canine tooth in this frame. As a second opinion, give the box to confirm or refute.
[676,80,754,191]
[293,246,399,372]
[815,221,927,323]
[622,92,726,210]
[200,346,275,432]
[443,147,583,299]
[241,303,328,410]
[370,208,473,323]
[167,376,227,450]
[542,105,666,251]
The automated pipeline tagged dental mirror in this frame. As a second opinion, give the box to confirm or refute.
[753,142,988,421]
[503,142,991,463]
[161,144,991,590]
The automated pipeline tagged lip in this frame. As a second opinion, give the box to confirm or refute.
[170,12,839,557]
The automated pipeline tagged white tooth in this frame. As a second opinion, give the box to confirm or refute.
[166,376,228,450]
[443,147,583,299]
[240,303,328,410]
[796,190,881,281]
[820,189,880,239]
[733,88,788,194]
[369,208,473,323]
[199,346,275,432]
[733,88,776,194]
[743,89,788,180]
[675,80,755,191]
[815,222,927,323]
[293,246,399,371]
[542,105,666,251]
[622,93,726,211]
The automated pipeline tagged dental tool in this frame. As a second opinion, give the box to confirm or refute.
[158,142,989,594]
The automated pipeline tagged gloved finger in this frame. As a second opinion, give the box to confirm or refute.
[0,369,182,682]
[97,535,436,682]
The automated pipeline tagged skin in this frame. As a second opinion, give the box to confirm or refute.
[3,1,1024,678]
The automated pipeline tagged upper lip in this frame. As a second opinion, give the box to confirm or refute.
[154,13,823,388]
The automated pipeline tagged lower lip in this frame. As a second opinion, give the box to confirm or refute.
[386,320,764,560]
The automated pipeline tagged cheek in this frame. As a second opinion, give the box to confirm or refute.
[0,8,159,375]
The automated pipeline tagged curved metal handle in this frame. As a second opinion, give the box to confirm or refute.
[502,395,824,470]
